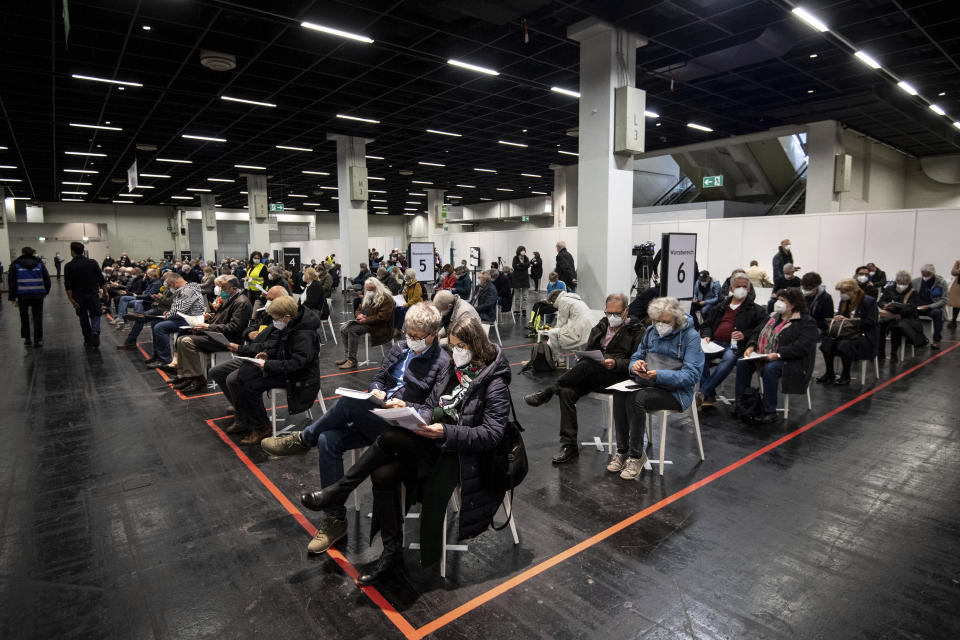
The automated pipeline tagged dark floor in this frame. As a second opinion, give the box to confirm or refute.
[2,283,959,640]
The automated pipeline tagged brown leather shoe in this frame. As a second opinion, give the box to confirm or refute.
[240,425,271,445]
[224,419,248,434]
[338,358,357,370]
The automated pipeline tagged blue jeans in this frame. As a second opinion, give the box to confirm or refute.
[299,397,392,518]
[116,295,139,317]
[734,358,783,415]
[151,317,188,363]
[74,292,102,339]
[699,341,736,398]
[918,307,943,342]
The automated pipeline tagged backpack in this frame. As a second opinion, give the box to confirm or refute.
[524,339,557,373]
[481,398,529,530]
[734,386,763,420]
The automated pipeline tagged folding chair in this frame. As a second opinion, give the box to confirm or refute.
[580,392,616,454]
[644,404,704,476]
[357,333,387,366]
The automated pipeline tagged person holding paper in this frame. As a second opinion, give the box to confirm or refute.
[621,298,704,477]
[337,277,395,369]
[144,271,206,369]
[299,317,510,584]
[166,275,252,394]
[244,251,266,299]
[263,303,450,555]
[735,288,819,423]
[525,293,643,465]
[697,273,767,407]
[299,268,330,321]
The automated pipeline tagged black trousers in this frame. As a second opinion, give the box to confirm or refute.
[555,360,625,446]
[18,298,43,341]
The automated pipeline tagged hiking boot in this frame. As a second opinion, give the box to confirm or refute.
[524,387,554,407]
[240,424,271,445]
[306,517,348,554]
[619,453,648,480]
[261,431,310,456]
[224,419,247,434]
[606,452,627,473]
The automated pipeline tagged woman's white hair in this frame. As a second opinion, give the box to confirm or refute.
[404,268,417,281]
[646,296,688,329]
[404,302,442,334]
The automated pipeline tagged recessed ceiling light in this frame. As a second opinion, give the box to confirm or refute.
[208,177,235,183]
[368,176,385,181]
[521,173,541,178]
[186,187,212,192]
[456,184,476,188]
[809,53,818,59]
[644,110,659,118]
[411,180,433,185]
[929,104,946,116]
[473,168,496,173]
[302,202,322,206]
[302,170,330,175]
[480,197,491,201]
[140,173,170,178]
[404,208,418,211]
[62,181,92,185]
[550,86,580,98]
[426,129,462,137]
[60,190,87,194]
[62,198,84,202]
[234,164,266,170]
[854,51,881,69]
[120,193,143,197]
[69,123,122,131]
[134,185,155,189]
[371,199,387,202]
[183,134,227,142]
[687,122,714,132]
[171,196,193,200]
[791,7,829,32]
[288,193,308,198]
[365,155,384,160]
[157,158,192,164]
[336,114,380,124]
[531,191,548,195]
[953,121,960,130]
[897,81,918,96]
[447,59,499,76]
[558,150,578,156]
[938,91,946,96]
[496,188,513,192]
[655,122,661,127]
[0,164,17,169]
[71,74,143,87]
[319,186,338,190]
[221,95,277,108]
[807,89,815,94]
[446,195,461,198]
[142,25,151,31]
[64,168,98,174]
[418,161,445,167]
[403,212,416,216]
[300,21,374,44]
[498,140,527,148]
[276,144,313,152]
[408,192,426,197]
[405,201,421,204]
[112,200,134,204]
[65,151,106,157]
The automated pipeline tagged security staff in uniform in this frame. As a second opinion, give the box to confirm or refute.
[8,246,52,347]
[64,241,109,348]
[244,250,266,299]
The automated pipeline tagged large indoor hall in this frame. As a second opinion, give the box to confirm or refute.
[2,1,960,639]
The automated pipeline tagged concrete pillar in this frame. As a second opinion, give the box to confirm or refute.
[199,193,218,262]
[244,173,270,254]
[568,17,644,308]
[805,120,843,214]
[327,134,372,279]
[0,191,13,264]
[426,188,446,239]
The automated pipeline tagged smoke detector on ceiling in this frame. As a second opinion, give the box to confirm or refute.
[200,49,237,72]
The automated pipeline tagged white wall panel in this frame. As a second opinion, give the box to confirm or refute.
[705,218,743,280]
[817,213,866,284]
[914,208,960,276]
[862,210,915,278]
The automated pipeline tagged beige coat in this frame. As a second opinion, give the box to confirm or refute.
[949,260,960,308]
[746,265,772,288]
[551,292,594,350]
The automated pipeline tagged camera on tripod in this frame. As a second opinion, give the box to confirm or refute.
[632,242,655,258]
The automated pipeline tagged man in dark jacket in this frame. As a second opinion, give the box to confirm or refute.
[65,242,108,348]
[168,275,253,393]
[8,246,52,347]
[698,273,767,406]
[800,272,834,335]
[492,268,513,313]
[261,302,451,555]
[866,262,887,288]
[877,270,925,360]
[525,293,643,464]
[555,240,577,292]
[471,270,499,322]
[453,265,472,300]
[771,239,795,283]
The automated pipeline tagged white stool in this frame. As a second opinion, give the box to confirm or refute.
[857,356,880,383]
[268,389,289,437]
[489,318,502,345]
[500,307,515,326]
[781,385,812,419]
[898,342,916,360]
[644,404,704,476]
[580,392,616,454]
[318,299,338,344]
[358,333,387,366]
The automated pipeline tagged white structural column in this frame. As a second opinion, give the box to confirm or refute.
[425,188,446,239]
[568,18,644,309]
[805,120,844,214]
[328,134,372,277]
[244,173,270,254]
[0,191,13,263]
[199,193,218,262]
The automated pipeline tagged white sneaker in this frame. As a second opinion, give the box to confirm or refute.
[606,452,627,473]
[620,453,649,480]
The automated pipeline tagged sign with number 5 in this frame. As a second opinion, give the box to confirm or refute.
[659,232,697,300]
[408,241,436,282]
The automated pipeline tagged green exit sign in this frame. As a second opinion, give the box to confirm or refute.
[269,202,284,212]
[702,175,724,188]
[521,215,530,222]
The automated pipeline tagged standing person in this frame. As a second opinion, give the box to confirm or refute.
[244,251,266,299]
[511,246,531,318]
[949,259,960,329]
[64,241,108,348]
[555,241,577,292]
[8,247,52,347]
[530,251,543,292]
[53,252,63,281]
[772,239,796,283]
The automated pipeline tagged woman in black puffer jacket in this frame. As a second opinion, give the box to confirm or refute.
[300,317,511,585]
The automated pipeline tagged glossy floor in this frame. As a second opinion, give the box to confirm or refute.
[2,285,959,639]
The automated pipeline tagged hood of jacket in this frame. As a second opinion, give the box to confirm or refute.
[13,255,41,270]
[287,307,321,333]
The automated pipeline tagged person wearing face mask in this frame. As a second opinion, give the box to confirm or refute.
[555,240,577,292]
[911,264,948,349]
[772,239,796,283]
[298,317,509,584]
[511,246,531,318]
[735,288,819,423]
[877,271,927,360]
[143,271,206,369]
[854,266,878,299]
[299,267,331,322]
[265,303,451,556]
[948,259,960,328]
[338,277,396,369]
[697,273,767,407]
[817,278,878,385]
[799,272,834,335]
[772,262,801,294]
[244,251,266,299]
[865,262,887,287]
[453,264,472,300]
[624,297,704,469]
[530,250,544,292]
[165,275,253,394]
[470,270,500,322]
[691,270,722,319]
[525,293,643,465]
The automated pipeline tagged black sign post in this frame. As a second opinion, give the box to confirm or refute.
[163,251,174,261]
[282,247,302,274]
[180,250,192,262]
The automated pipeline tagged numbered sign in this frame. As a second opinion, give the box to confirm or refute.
[408,241,436,282]
[282,247,301,274]
[659,232,697,300]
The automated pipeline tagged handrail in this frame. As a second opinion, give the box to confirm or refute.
[653,176,693,206]
[765,162,808,216]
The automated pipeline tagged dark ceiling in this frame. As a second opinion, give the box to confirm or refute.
[1,0,959,214]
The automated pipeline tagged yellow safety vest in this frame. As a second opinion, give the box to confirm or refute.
[246,263,265,291]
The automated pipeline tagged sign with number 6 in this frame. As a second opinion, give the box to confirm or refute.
[659,232,697,300]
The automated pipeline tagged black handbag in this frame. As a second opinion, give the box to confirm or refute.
[482,397,528,531]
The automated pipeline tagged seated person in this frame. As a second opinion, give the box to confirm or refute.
[735,288,819,423]
[470,270,499,322]
[144,272,206,368]
[114,268,160,328]
[528,289,562,333]
[298,317,510,585]
[545,271,567,296]
[434,289,479,345]
[878,270,927,359]
[543,290,593,360]
[262,303,450,554]
[377,266,402,296]
[911,264,948,349]
[698,273,766,407]
[628,285,659,323]
[524,293,643,465]
[395,268,424,329]
[315,263,334,299]
[352,262,371,289]
[773,262,801,293]
[338,277,395,369]
[855,265,879,299]
[817,278,878,385]
[453,265,472,300]
[166,275,252,393]
[493,267,513,314]
[800,272,834,335]
[300,267,330,321]
[219,295,320,445]
[691,270,722,318]
[746,260,773,288]
[437,264,457,291]
[621,297,704,473]
[117,281,172,350]
[719,269,757,301]
[866,262,887,288]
